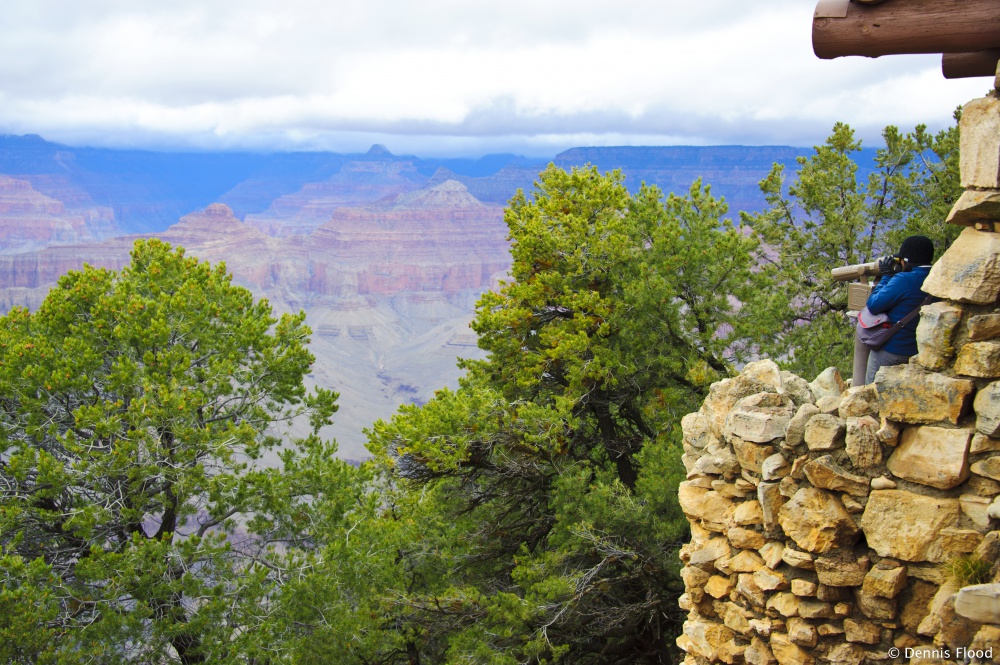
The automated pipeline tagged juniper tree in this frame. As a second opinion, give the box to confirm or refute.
[0,239,358,664]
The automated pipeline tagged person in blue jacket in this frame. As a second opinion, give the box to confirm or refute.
[864,235,934,384]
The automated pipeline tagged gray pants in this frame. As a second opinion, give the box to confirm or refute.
[866,348,910,384]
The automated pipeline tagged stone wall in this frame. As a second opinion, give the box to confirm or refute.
[674,94,1000,665]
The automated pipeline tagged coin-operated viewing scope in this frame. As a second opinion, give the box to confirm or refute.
[830,257,907,282]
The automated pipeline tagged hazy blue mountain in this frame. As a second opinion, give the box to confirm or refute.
[0,134,880,237]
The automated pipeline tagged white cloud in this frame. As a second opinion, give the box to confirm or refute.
[0,0,986,155]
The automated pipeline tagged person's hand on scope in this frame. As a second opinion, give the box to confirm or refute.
[877,255,900,276]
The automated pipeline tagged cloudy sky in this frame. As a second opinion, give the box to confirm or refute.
[0,0,987,156]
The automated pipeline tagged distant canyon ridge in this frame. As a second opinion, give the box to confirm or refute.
[0,134,848,459]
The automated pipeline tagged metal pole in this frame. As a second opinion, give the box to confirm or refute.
[852,328,868,387]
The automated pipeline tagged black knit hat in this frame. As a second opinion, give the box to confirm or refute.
[897,235,934,265]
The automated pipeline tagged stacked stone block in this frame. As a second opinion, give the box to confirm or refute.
[675,93,1000,665]
[676,360,999,665]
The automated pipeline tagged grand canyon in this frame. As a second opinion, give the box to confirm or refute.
[0,134,870,458]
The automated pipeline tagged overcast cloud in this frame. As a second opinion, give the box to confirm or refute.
[0,0,987,156]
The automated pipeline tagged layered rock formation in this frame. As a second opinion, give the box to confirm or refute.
[244,155,427,236]
[0,175,117,253]
[675,94,1000,665]
[0,181,508,459]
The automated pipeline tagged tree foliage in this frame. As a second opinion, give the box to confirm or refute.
[0,239,359,664]
[361,165,759,663]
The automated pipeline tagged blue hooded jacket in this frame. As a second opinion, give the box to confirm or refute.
[865,265,931,356]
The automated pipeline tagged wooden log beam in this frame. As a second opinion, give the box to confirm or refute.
[813,0,1000,59]
[942,50,1000,79]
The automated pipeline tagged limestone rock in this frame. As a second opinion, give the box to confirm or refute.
[915,301,964,370]
[729,527,766,550]
[971,432,1000,453]
[749,618,773,637]
[923,226,1000,305]
[681,412,718,450]
[778,476,799,498]
[948,187,1000,226]
[844,416,882,469]
[886,425,972,490]
[712,479,751,499]
[789,455,809,479]
[780,371,814,406]
[743,359,784,392]
[815,395,841,415]
[797,599,835,619]
[730,550,766,573]
[767,592,800,618]
[705,575,735,599]
[759,541,785,569]
[870,477,896,490]
[861,490,961,562]
[803,455,869,496]
[959,96,1000,189]
[681,565,711,590]
[862,565,907,599]
[786,617,817,647]
[803,414,845,451]
[935,595,982,653]
[723,602,752,635]
[854,586,897,620]
[678,483,736,532]
[975,382,1000,437]
[688,537,732,571]
[725,392,794,444]
[754,567,789,592]
[968,312,1000,342]
[734,500,764,526]
[874,363,974,425]
[817,584,849,602]
[681,619,736,661]
[758,482,787,532]
[960,494,993,529]
[843,618,880,644]
[781,547,815,570]
[972,474,1000,497]
[909,563,948,585]
[990,495,1000,520]
[955,340,1000,378]
[778,488,859,554]
[738,573,767,607]
[732,437,777,476]
[786,404,820,448]
[690,445,741,478]
[918,582,958,636]
[900,580,938,634]
[841,494,865,513]
[954,583,1000,624]
[838,384,879,419]
[791,579,817,597]
[971,625,1000,655]
[970,454,1000,481]
[703,374,776,438]
[809,367,846,402]
[770,632,814,665]
[761,453,790,481]
[974,531,1000,567]
[823,643,865,665]
[876,417,901,446]
[815,554,870,587]
[745,636,776,665]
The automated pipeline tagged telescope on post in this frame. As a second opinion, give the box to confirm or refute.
[812,0,1000,79]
